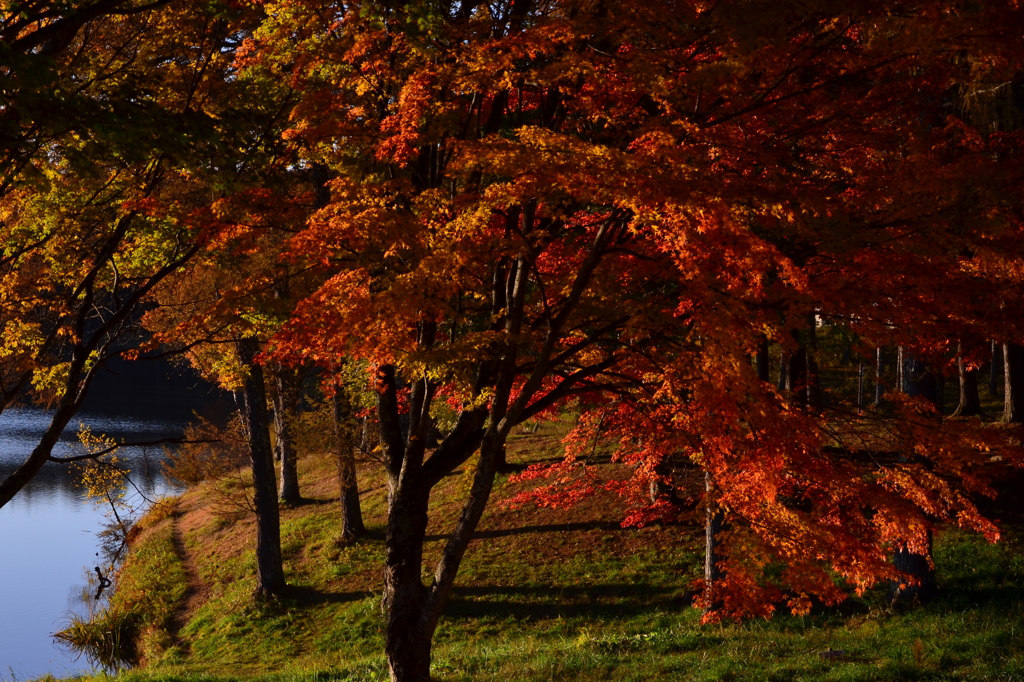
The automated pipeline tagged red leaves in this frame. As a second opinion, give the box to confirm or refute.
[236,0,1024,625]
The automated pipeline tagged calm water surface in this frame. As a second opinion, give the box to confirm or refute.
[0,408,188,679]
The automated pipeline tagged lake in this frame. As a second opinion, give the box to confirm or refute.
[0,362,222,679]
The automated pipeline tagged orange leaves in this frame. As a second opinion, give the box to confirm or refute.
[377,72,437,166]
[224,0,1024,627]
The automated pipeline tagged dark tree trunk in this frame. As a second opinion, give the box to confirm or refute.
[898,346,941,409]
[648,455,682,505]
[755,335,770,383]
[857,361,865,413]
[0,398,84,508]
[373,219,617,680]
[778,347,790,392]
[785,345,820,410]
[890,347,939,605]
[237,337,286,598]
[990,340,1003,399]
[890,530,936,605]
[272,363,302,505]
[703,471,726,616]
[383,478,432,682]
[952,343,981,417]
[787,347,806,399]
[1003,343,1024,423]
[333,379,364,540]
[874,347,885,407]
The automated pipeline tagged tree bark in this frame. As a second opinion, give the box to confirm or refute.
[890,349,939,606]
[272,363,302,505]
[1002,343,1024,423]
[703,471,726,616]
[237,337,286,598]
[755,335,770,383]
[990,340,1002,399]
[857,361,865,413]
[890,530,936,605]
[952,342,981,417]
[777,347,789,392]
[874,346,885,407]
[374,218,618,680]
[785,345,820,410]
[898,346,940,409]
[382,476,432,682]
[333,379,364,540]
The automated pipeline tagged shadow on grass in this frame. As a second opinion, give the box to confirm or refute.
[282,585,375,607]
[444,582,691,622]
[929,583,1024,613]
[425,521,624,542]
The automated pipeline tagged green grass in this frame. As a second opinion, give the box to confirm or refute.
[56,498,186,670]
[60,426,1024,682]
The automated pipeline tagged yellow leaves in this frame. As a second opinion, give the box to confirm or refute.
[30,362,71,401]
[0,320,44,361]
[74,425,128,507]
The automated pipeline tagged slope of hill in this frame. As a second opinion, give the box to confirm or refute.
[62,424,1024,681]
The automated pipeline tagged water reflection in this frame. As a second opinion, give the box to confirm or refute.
[0,407,190,680]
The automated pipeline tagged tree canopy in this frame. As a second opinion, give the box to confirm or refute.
[6,1,1024,680]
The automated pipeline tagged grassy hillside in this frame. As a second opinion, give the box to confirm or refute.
[64,423,1024,682]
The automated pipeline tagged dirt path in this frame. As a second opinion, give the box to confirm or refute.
[168,500,210,647]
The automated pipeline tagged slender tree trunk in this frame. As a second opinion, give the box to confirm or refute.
[648,455,681,505]
[783,320,820,410]
[806,318,820,409]
[857,361,865,413]
[778,348,790,392]
[899,346,940,408]
[273,363,302,505]
[874,347,885,407]
[897,345,905,396]
[890,530,936,605]
[333,379,364,540]
[785,346,820,409]
[1003,343,1024,423]
[0,399,82,508]
[755,335,770,383]
[237,337,286,598]
[990,340,1002,399]
[952,342,981,417]
[890,347,938,603]
[703,470,726,616]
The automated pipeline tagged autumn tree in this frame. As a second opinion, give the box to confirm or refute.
[0,0,255,507]
[141,89,333,597]
[129,0,1024,677]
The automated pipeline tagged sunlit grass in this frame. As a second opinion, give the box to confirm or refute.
[61,422,1024,682]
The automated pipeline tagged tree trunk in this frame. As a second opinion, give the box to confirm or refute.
[703,470,726,616]
[785,347,820,410]
[952,343,981,417]
[383,478,432,682]
[1002,343,1024,423]
[273,363,302,505]
[333,380,364,540]
[874,346,885,407]
[783,320,820,410]
[990,340,1002,399]
[857,361,865,413]
[777,347,789,392]
[755,335,770,383]
[890,530,936,605]
[899,346,940,409]
[237,337,286,598]
[648,455,681,505]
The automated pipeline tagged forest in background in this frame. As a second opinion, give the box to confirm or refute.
[5,1,1024,680]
